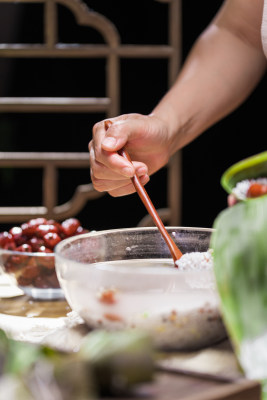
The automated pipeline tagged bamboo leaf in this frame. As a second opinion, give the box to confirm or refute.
[211,195,267,353]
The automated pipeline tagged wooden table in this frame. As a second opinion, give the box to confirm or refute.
[0,294,261,400]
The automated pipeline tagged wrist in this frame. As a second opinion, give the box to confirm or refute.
[149,104,182,157]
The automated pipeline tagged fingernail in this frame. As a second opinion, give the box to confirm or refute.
[140,175,150,184]
[102,137,117,149]
[136,167,148,176]
[122,167,134,177]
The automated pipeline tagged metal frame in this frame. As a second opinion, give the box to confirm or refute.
[0,0,182,225]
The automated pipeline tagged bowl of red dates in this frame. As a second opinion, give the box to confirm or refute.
[0,217,88,300]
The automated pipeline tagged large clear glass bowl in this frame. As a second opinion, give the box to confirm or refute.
[55,227,226,350]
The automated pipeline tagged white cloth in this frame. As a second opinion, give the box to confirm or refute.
[0,313,66,344]
[261,0,267,58]
[0,275,87,350]
[0,274,23,298]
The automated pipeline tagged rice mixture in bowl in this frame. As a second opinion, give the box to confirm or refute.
[232,178,267,200]
[55,227,226,350]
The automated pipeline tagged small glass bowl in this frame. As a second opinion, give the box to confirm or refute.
[0,248,64,300]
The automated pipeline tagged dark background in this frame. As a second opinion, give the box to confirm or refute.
[0,0,265,232]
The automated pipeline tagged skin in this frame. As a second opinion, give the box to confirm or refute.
[89,0,267,197]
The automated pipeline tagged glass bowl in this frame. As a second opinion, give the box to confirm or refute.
[0,247,64,300]
[55,227,226,350]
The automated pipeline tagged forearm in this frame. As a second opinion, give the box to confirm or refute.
[152,21,267,155]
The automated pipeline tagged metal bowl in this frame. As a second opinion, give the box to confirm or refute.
[55,227,226,350]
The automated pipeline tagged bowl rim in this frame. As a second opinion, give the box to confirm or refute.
[0,248,54,257]
[55,225,214,250]
[54,226,214,274]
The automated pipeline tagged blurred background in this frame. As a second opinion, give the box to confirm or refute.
[0,0,265,232]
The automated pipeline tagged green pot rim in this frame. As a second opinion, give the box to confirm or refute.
[221,151,267,194]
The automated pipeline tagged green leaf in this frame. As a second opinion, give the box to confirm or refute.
[211,195,267,353]
[79,329,154,395]
[4,340,42,375]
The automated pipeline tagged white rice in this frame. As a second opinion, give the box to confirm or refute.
[175,250,213,270]
[232,178,267,200]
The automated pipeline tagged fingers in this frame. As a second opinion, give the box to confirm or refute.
[227,193,238,207]
[90,119,135,177]
[90,144,134,178]
[90,155,150,194]
[106,174,150,197]
[90,152,148,181]
[89,114,154,196]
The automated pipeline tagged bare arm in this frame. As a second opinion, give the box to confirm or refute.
[152,0,267,154]
[90,0,267,196]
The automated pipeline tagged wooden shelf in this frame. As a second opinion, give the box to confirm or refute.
[0,97,110,112]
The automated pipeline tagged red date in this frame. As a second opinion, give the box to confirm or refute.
[247,183,267,198]
[0,217,89,289]
[0,232,14,248]
[61,218,80,236]
[43,232,61,249]
[27,237,45,252]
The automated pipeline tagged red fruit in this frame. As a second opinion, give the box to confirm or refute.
[3,241,16,251]
[9,227,23,245]
[36,246,54,269]
[8,244,33,266]
[17,275,33,287]
[16,244,33,253]
[21,218,48,237]
[61,218,80,236]
[74,226,89,235]
[0,231,14,248]
[4,260,19,273]
[8,254,27,267]
[38,246,53,254]
[14,234,28,247]
[34,276,49,289]
[43,232,61,249]
[21,263,40,280]
[35,224,59,238]
[27,237,45,252]
[45,271,60,288]
[28,218,48,226]
[47,220,64,235]
[21,223,37,237]
[247,183,267,198]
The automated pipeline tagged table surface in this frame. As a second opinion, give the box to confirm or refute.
[0,293,262,400]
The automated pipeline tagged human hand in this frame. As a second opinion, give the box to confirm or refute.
[89,113,172,196]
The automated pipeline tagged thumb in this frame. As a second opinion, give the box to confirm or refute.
[101,120,130,151]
